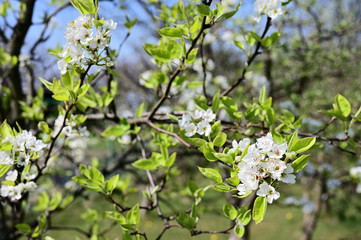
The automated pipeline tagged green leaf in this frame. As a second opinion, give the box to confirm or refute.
[101,122,130,137]
[167,113,179,122]
[52,88,70,101]
[39,77,53,91]
[287,130,298,151]
[223,204,237,220]
[0,165,11,178]
[185,48,198,64]
[158,27,183,39]
[240,209,252,225]
[180,130,207,147]
[233,40,245,50]
[124,16,137,29]
[49,192,62,211]
[226,176,240,186]
[335,94,351,118]
[176,212,195,229]
[70,0,96,15]
[105,174,119,193]
[213,183,231,192]
[105,211,126,224]
[15,223,31,234]
[150,47,171,62]
[106,67,121,78]
[252,196,267,224]
[213,152,233,164]
[291,155,309,172]
[213,132,227,147]
[319,109,347,121]
[132,159,158,170]
[0,120,13,137]
[197,4,211,16]
[212,91,220,112]
[165,152,176,168]
[198,167,222,183]
[199,145,217,162]
[235,226,245,238]
[127,204,140,224]
[290,137,316,153]
[210,120,221,138]
[215,3,241,23]
[135,103,144,118]
[168,40,183,59]
[259,86,266,105]
[89,167,104,184]
[38,121,50,134]
[61,71,73,90]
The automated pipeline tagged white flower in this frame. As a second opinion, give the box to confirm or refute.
[197,120,211,137]
[5,170,18,182]
[178,113,191,128]
[256,182,280,204]
[17,152,30,167]
[268,159,287,180]
[193,110,203,120]
[280,164,296,184]
[256,132,274,153]
[185,123,197,137]
[103,19,117,30]
[24,181,37,192]
[268,142,287,159]
[202,109,216,122]
[0,151,13,165]
[237,183,252,196]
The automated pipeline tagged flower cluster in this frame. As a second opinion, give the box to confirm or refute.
[178,109,216,137]
[1,130,47,167]
[236,133,295,204]
[57,15,117,74]
[0,130,45,201]
[1,170,37,201]
[253,0,288,22]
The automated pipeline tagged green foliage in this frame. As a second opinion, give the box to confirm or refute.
[253,196,267,224]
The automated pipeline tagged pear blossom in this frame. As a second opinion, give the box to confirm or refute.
[202,109,216,122]
[280,164,296,184]
[57,15,117,74]
[197,121,211,137]
[178,113,191,128]
[5,170,18,182]
[256,182,280,204]
[0,151,13,165]
[185,123,197,137]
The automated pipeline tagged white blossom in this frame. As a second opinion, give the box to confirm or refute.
[185,123,197,137]
[197,120,211,137]
[256,182,280,204]
[5,170,18,182]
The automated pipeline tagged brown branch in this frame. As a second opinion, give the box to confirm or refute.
[221,17,272,97]
[147,13,213,120]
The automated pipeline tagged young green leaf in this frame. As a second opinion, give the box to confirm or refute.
[289,137,316,153]
[198,167,222,183]
[252,196,267,224]
[158,27,183,39]
[223,204,237,220]
[291,155,310,172]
